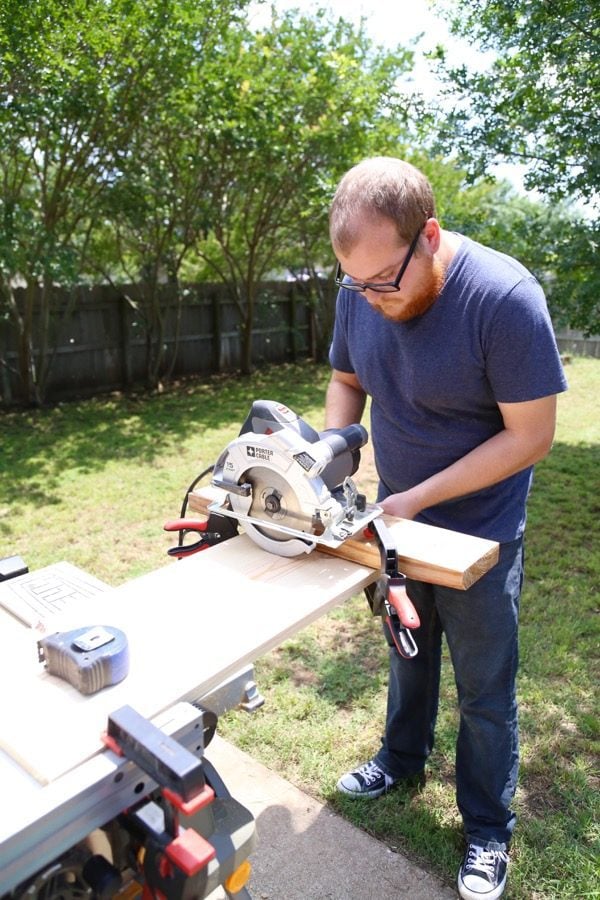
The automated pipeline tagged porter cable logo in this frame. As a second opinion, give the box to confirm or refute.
[247,446,273,461]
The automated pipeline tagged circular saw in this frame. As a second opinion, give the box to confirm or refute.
[209,400,381,557]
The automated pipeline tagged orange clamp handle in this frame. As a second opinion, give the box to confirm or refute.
[163,519,207,533]
[388,583,420,630]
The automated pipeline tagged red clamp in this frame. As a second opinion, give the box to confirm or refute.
[102,706,218,891]
[163,512,238,558]
[165,827,216,878]
[161,785,217,877]
[364,518,420,659]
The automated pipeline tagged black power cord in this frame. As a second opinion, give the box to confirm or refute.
[176,464,215,549]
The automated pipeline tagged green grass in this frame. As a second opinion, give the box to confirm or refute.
[1,358,599,898]
[0,367,332,583]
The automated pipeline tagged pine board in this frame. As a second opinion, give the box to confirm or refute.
[188,488,500,589]
[0,538,375,785]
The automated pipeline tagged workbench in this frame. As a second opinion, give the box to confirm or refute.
[0,538,377,895]
[0,519,498,897]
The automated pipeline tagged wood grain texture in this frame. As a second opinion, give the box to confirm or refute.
[0,543,375,785]
[187,488,499,590]
[1,489,499,785]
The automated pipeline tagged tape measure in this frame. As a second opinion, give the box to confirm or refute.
[38,625,129,695]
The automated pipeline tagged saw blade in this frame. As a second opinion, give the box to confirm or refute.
[233,465,320,544]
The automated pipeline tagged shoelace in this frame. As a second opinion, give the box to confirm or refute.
[465,845,509,878]
[358,761,385,785]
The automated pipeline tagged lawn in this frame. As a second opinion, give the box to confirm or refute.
[1,357,599,898]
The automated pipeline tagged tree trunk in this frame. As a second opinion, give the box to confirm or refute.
[164,270,183,382]
[239,281,256,375]
[11,282,43,406]
[239,319,253,375]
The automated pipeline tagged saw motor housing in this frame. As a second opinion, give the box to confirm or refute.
[210,400,381,557]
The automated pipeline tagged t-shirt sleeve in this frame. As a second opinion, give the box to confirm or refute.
[482,277,568,403]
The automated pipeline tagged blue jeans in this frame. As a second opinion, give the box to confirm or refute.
[374,537,524,849]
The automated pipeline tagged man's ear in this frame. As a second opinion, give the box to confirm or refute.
[423,217,441,253]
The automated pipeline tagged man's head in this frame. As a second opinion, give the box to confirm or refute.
[330,157,445,322]
[330,157,436,252]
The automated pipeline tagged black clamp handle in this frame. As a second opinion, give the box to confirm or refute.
[163,513,238,558]
[367,518,420,659]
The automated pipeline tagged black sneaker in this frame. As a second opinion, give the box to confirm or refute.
[458,843,509,899]
[336,759,398,798]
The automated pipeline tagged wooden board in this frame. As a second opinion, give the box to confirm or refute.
[0,539,376,785]
[188,487,499,590]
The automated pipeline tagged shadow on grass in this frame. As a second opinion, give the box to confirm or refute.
[0,363,331,506]
[271,602,389,708]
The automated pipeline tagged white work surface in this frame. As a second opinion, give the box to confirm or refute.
[0,536,375,789]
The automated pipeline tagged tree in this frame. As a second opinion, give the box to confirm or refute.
[440,173,600,336]
[0,0,251,403]
[192,9,414,374]
[0,0,151,403]
[431,0,600,213]
[92,0,249,389]
[0,0,132,403]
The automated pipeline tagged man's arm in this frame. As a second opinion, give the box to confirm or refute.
[325,369,367,428]
[380,395,558,520]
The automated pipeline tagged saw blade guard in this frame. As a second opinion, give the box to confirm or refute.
[235,399,365,491]
[210,400,381,556]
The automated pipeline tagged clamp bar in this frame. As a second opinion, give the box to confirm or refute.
[105,705,206,802]
[367,518,420,660]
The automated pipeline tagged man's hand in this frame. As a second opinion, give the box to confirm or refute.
[379,491,422,521]
[380,395,558,518]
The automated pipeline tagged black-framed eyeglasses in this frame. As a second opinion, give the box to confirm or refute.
[334,226,423,294]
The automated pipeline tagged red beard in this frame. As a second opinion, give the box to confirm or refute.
[369,257,446,322]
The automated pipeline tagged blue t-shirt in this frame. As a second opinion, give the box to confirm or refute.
[329,235,568,542]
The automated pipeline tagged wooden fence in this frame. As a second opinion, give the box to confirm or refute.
[0,281,324,406]
[1,282,596,407]
[555,328,600,360]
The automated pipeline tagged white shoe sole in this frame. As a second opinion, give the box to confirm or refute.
[457,871,507,900]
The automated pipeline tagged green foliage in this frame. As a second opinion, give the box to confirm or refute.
[191,9,414,372]
[0,0,212,401]
[396,152,599,335]
[0,0,146,280]
[91,0,250,387]
[0,0,414,397]
[1,0,598,406]
[431,0,600,213]
[438,171,600,336]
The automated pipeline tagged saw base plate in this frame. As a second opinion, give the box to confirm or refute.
[207,498,382,551]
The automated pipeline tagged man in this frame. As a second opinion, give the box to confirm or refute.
[325,157,567,900]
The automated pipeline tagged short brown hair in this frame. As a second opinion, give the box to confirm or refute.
[329,157,436,253]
